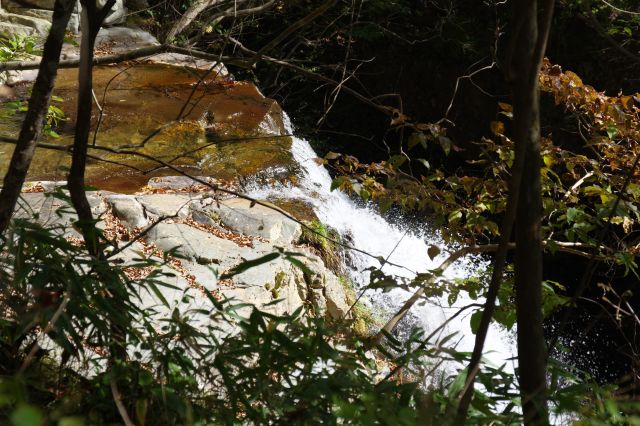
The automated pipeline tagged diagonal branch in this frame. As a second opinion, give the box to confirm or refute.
[374,239,609,344]
[250,0,337,66]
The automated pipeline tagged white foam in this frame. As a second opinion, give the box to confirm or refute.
[248,114,515,376]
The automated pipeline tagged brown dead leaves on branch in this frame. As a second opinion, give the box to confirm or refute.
[539,58,640,175]
[328,60,640,264]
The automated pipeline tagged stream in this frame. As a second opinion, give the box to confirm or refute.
[249,114,516,379]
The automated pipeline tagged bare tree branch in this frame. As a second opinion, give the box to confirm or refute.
[250,0,337,66]
[164,0,225,43]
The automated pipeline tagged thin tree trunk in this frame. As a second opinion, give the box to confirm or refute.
[67,0,114,254]
[0,0,75,233]
[66,3,132,424]
[510,0,553,423]
[455,1,554,424]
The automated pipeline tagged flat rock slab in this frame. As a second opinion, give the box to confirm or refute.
[10,8,80,32]
[14,191,105,223]
[195,197,302,246]
[136,193,200,219]
[11,185,353,324]
[145,176,223,191]
[147,222,251,268]
[147,53,228,77]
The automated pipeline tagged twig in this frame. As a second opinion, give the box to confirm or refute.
[549,149,640,352]
[599,0,640,15]
[563,171,594,199]
[106,212,180,259]
[343,230,408,320]
[0,44,166,71]
[18,292,71,375]
[223,35,393,116]
[111,379,135,426]
[376,302,482,383]
[374,239,609,343]
[444,61,496,120]
[250,0,337,66]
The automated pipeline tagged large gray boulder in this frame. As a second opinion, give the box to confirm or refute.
[95,26,159,53]
[7,189,105,242]
[0,12,51,37]
[3,0,64,11]
[142,221,347,320]
[3,0,125,27]
[10,8,80,32]
[11,183,352,326]
[105,194,148,230]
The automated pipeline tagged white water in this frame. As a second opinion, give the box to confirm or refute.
[249,115,515,379]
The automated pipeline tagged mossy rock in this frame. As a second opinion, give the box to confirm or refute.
[337,275,382,337]
[300,220,344,273]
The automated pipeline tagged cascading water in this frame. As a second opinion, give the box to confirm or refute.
[249,115,515,378]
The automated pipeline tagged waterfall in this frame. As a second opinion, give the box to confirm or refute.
[249,115,515,378]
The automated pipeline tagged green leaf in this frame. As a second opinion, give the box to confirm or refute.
[415,158,430,169]
[220,252,280,279]
[147,281,170,307]
[606,124,618,139]
[408,132,427,150]
[448,210,462,223]
[447,369,468,399]
[427,245,440,260]
[58,417,84,426]
[388,155,406,169]
[11,404,42,426]
[566,207,579,223]
[470,310,482,334]
[360,188,371,201]
[438,136,452,155]
[285,256,313,275]
[330,176,350,192]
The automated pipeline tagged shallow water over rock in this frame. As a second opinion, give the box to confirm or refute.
[0,63,293,192]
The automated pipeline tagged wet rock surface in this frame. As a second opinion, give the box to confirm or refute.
[1,63,292,192]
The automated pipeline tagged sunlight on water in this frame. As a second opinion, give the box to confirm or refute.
[248,114,516,377]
